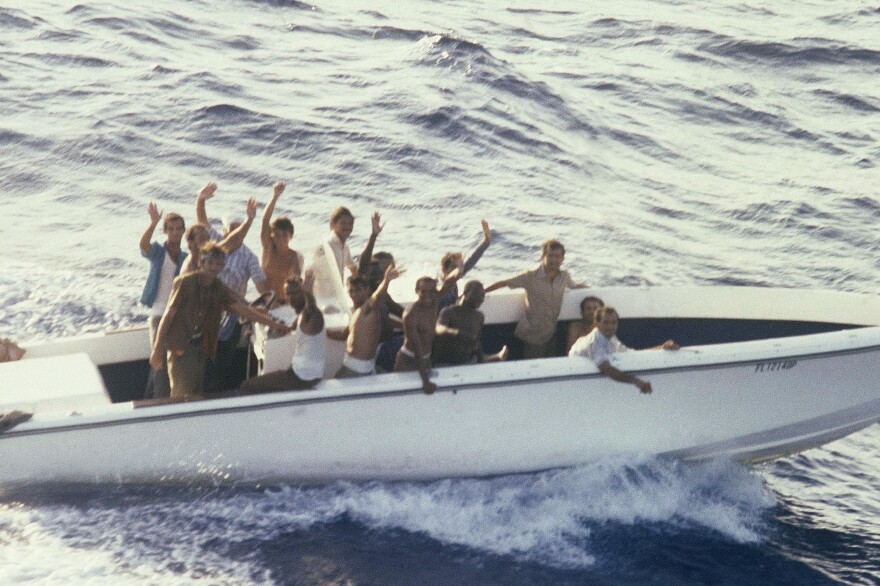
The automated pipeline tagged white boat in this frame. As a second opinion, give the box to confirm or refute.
[1,286,879,487]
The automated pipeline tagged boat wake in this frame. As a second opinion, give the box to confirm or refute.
[0,456,774,582]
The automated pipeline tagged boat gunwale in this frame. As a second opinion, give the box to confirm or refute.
[4,333,880,439]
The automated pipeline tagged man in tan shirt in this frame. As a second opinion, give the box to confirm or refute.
[485,239,589,359]
[150,243,291,398]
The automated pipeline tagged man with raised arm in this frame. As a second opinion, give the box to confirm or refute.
[568,305,679,394]
[180,198,258,275]
[485,239,589,359]
[195,181,270,391]
[149,243,291,399]
[393,277,439,394]
[438,219,493,310]
[139,203,187,399]
[334,264,404,378]
[260,181,304,300]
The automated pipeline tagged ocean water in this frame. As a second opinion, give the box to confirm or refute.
[0,0,878,584]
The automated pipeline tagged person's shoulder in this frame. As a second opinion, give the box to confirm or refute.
[568,328,598,356]
[172,271,198,291]
[144,241,163,258]
[505,266,537,284]
[234,244,256,259]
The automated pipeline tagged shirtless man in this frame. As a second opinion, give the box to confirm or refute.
[433,280,507,366]
[335,265,403,378]
[260,181,304,299]
[393,277,439,394]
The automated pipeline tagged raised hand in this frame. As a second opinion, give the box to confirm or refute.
[148,202,162,225]
[481,219,491,244]
[302,268,315,293]
[246,197,258,220]
[198,181,218,202]
[272,181,285,199]
[385,264,405,281]
[371,211,384,236]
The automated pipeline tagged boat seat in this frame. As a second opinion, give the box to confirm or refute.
[0,352,111,414]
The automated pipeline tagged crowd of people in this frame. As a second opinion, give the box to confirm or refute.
[140,182,678,401]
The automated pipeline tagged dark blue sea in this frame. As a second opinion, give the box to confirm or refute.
[0,0,878,583]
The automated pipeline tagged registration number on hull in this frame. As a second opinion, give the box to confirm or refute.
[755,360,798,373]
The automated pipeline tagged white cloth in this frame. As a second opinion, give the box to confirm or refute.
[313,231,353,278]
[311,232,353,304]
[291,326,326,381]
[342,353,375,375]
[151,252,178,317]
[568,329,629,366]
[269,304,298,327]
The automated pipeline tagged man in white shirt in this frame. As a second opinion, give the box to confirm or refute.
[569,306,678,394]
[312,206,358,302]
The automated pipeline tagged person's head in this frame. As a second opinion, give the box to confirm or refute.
[372,252,395,274]
[460,280,485,309]
[580,296,604,323]
[347,274,371,308]
[199,242,227,278]
[441,251,463,276]
[359,260,384,291]
[541,239,565,273]
[163,213,186,244]
[185,223,211,253]
[330,207,354,242]
[271,216,294,244]
[594,306,620,338]
[222,214,244,236]
[285,278,307,313]
[415,276,438,302]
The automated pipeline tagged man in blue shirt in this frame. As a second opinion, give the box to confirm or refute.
[139,203,187,398]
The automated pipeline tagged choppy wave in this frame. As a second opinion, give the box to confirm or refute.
[0,457,774,582]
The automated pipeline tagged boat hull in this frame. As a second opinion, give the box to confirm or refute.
[2,325,879,486]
